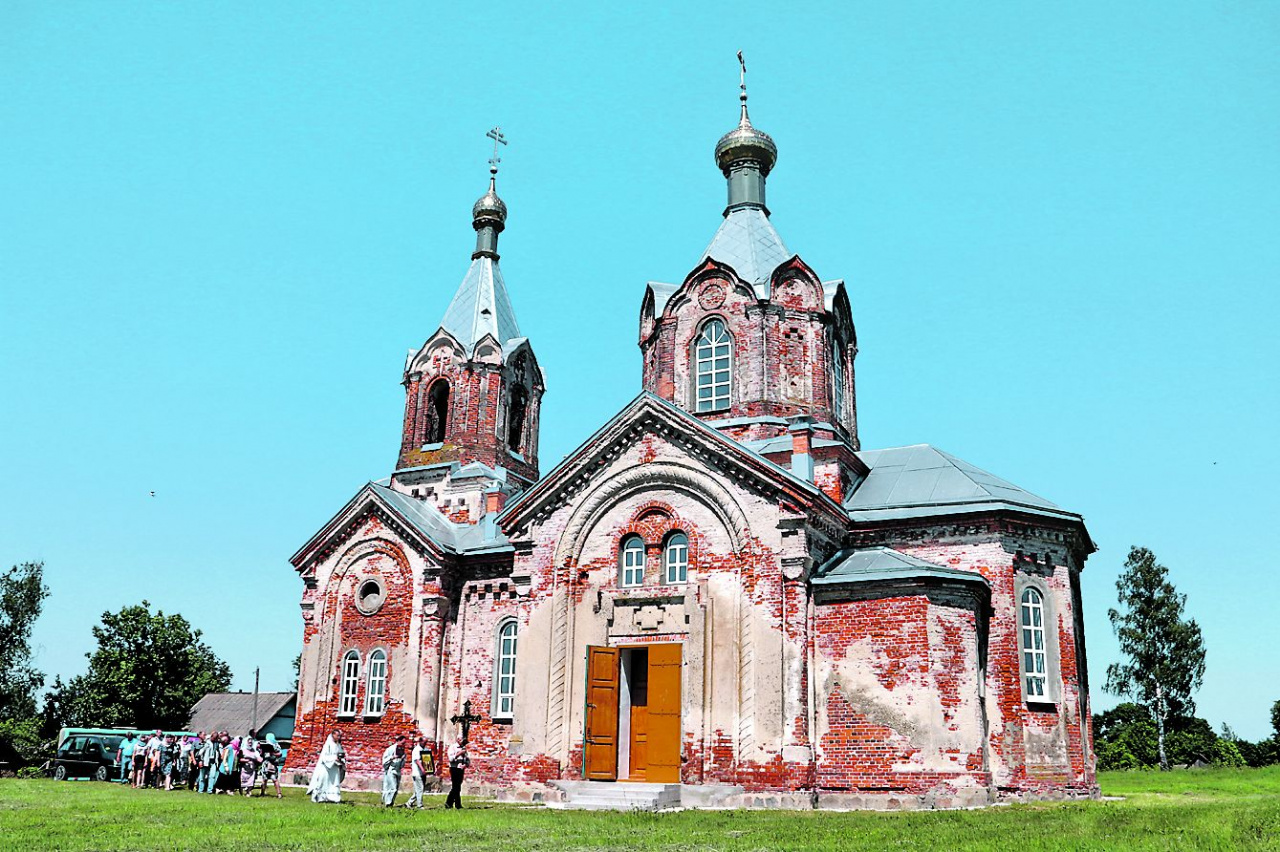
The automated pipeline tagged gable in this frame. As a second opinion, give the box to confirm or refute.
[500,392,846,539]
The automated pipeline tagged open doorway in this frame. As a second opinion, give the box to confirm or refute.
[584,643,681,783]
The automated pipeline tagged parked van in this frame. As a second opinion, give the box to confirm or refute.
[51,728,194,781]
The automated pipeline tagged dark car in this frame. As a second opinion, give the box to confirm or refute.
[51,734,124,781]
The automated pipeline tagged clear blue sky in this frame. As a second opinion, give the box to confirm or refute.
[2,2,1277,739]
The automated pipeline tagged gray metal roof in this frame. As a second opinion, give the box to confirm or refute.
[438,255,521,352]
[702,207,792,294]
[370,481,511,554]
[846,444,1080,523]
[188,692,295,735]
[812,546,989,587]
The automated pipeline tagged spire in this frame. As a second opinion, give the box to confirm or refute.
[472,127,508,259]
[703,53,791,289]
[439,128,522,351]
[714,51,778,214]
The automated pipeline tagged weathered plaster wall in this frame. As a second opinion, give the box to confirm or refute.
[812,593,987,799]
[286,515,442,782]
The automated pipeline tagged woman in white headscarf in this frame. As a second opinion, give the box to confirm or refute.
[307,731,345,803]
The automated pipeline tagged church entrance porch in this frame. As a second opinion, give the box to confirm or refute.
[583,643,681,783]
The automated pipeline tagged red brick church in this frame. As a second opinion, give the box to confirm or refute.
[285,73,1097,809]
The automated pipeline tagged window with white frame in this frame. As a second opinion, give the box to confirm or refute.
[694,319,732,412]
[338,651,361,716]
[620,536,645,587]
[1020,588,1048,699]
[664,533,688,584]
[831,336,845,422]
[494,620,518,719]
[364,649,387,716]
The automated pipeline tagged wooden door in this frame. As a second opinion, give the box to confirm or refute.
[628,648,649,780]
[646,643,682,783]
[583,645,620,780]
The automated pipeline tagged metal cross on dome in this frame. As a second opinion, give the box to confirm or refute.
[486,126,507,175]
[451,699,483,745]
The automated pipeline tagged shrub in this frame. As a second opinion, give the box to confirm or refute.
[1209,739,1246,768]
[1097,740,1142,770]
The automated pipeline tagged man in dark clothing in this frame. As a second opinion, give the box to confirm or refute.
[444,737,468,809]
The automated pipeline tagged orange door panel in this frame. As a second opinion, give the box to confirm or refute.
[583,646,619,780]
[629,705,648,780]
[647,643,682,783]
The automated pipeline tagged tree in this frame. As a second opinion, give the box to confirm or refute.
[44,601,232,731]
[0,562,50,765]
[1272,699,1280,740]
[1104,546,1206,770]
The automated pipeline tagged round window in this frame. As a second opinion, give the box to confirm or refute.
[355,578,385,615]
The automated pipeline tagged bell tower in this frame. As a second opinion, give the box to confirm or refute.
[390,130,545,520]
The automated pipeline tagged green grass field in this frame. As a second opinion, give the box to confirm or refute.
[1,768,1277,851]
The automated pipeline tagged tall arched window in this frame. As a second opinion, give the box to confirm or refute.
[1020,588,1048,699]
[831,336,845,422]
[425,380,450,444]
[664,532,688,584]
[338,651,361,716]
[507,385,528,452]
[364,649,387,716]
[620,536,645,587]
[493,620,518,719]
[694,319,732,412]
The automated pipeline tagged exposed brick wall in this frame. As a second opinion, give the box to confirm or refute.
[812,593,990,794]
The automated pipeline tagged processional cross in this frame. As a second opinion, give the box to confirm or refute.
[451,699,483,745]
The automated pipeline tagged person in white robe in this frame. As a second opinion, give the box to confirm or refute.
[380,736,407,807]
[307,732,346,803]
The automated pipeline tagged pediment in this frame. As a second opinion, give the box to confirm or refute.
[291,483,453,574]
[499,392,845,537]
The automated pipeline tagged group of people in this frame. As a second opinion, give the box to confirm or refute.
[115,730,284,797]
[305,731,469,809]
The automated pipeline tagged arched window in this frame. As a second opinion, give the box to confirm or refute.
[694,319,732,412]
[1020,588,1048,700]
[831,336,845,422]
[493,620,518,719]
[507,385,528,452]
[364,649,387,716]
[425,380,450,444]
[338,651,361,716]
[664,533,688,584]
[620,536,645,587]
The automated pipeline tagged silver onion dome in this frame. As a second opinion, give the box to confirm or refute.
[715,117,777,178]
[472,180,507,226]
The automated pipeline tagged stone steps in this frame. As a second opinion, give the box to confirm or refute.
[549,780,681,811]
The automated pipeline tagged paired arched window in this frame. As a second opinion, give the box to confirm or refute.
[338,651,361,716]
[1020,588,1048,699]
[831,336,845,422]
[664,533,688,584]
[364,649,387,716]
[694,319,732,412]
[620,536,645,587]
[425,380,450,444]
[507,385,528,452]
[493,620,518,719]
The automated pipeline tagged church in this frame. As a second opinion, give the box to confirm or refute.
[284,71,1098,809]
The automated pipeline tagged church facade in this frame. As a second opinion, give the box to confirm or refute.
[285,83,1097,809]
